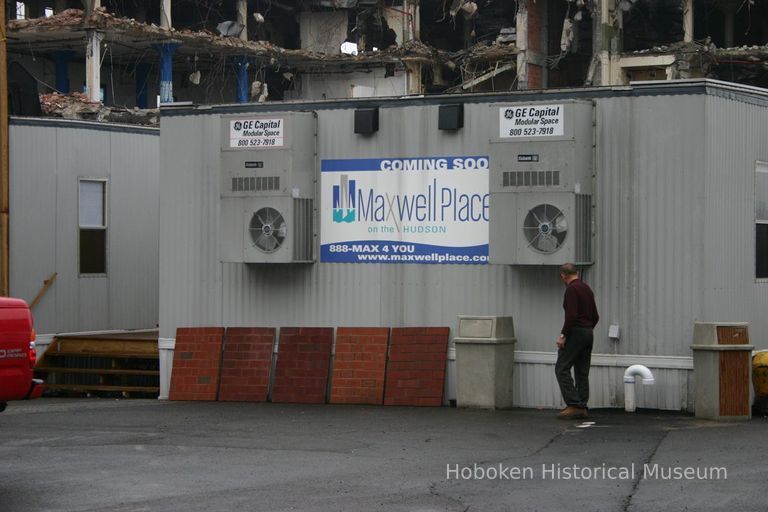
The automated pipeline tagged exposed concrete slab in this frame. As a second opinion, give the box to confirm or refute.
[1,399,766,511]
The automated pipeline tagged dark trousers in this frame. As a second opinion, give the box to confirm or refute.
[555,327,594,408]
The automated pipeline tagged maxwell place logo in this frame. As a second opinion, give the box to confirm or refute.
[332,174,356,223]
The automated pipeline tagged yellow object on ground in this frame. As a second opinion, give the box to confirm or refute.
[753,351,768,413]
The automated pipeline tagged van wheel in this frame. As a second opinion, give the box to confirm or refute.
[0,402,6,413]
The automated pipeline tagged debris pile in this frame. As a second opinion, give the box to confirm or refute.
[715,44,768,63]
[40,92,159,126]
[388,39,447,63]
[627,40,768,83]
[7,7,84,28]
[456,41,519,64]
[711,44,768,87]
[8,8,290,61]
[630,40,716,57]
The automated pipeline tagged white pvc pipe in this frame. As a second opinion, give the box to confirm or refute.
[623,365,655,412]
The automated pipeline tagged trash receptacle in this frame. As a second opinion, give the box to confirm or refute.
[691,322,753,420]
[454,316,516,409]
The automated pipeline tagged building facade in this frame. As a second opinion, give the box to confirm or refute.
[157,79,768,409]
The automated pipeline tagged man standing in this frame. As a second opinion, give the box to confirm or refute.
[555,263,599,419]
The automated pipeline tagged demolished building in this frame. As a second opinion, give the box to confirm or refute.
[3,0,765,124]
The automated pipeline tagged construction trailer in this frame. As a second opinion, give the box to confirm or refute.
[8,117,160,348]
[158,79,768,410]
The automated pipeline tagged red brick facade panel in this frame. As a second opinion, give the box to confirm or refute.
[271,327,334,404]
[218,327,276,402]
[330,327,389,405]
[169,327,225,401]
[384,327,449,407]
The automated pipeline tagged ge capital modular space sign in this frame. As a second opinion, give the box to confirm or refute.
[229,118,284,148]
[499,104,564,138]
[320,156,489,264]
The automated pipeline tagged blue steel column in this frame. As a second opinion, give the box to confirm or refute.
[233,56,250,103]
[53,51,74,93]
[153,43,180,104]
[135,62,150,109]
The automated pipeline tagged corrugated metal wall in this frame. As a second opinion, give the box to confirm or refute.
[158,82,768,409]
[702,93,768,345]
[160,105,565,351]
[513,363,692,410]
[9,119,160,334]
[592,94,708,358]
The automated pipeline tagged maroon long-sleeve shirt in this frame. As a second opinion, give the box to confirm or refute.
[561,278,599,336]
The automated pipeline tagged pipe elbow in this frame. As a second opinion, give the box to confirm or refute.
[623,364,655,385]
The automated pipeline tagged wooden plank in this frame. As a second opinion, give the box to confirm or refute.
[35,367,159,376]
[56,331,158,341]
[55,338,159,349]
[45,384,159,393]
[719,351,750,416]
[42,351,159,359]
[30,272,58,310]
[716,326,749,345]
[47,338,159,357]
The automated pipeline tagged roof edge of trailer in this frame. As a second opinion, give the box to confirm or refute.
[9,116,160,135]
[158,79,768,117]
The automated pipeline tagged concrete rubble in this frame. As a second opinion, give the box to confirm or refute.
[627,39,768,81]
[40,92,159,126]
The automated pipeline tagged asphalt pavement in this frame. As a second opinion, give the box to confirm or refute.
[1,399,766,512]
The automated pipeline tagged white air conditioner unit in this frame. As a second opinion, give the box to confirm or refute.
[489,100,594,265]
[238,197,313,263]
[490,192,592,265]
[219,112,316,263]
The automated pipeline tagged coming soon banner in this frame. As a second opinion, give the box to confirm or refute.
[320,156,489,264]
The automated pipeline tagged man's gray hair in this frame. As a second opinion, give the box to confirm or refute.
[559,263,578,276]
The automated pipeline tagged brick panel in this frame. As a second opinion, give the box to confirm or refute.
[169,327,224,401]
[384,327,449,407]
[272,327,333,404]
[218,327,276,402]
[330,327,389,405]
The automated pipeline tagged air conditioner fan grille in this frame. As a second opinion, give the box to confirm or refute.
[249,207,287,253]
[523,203,568,254]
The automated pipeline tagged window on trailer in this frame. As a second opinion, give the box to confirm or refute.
[756,162,768,279]
[79,179,107,275]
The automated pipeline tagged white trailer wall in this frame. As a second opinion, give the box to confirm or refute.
[9,118,160,336]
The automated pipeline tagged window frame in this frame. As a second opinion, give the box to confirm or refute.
[756,161,768,282]
[77,178,109,277]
